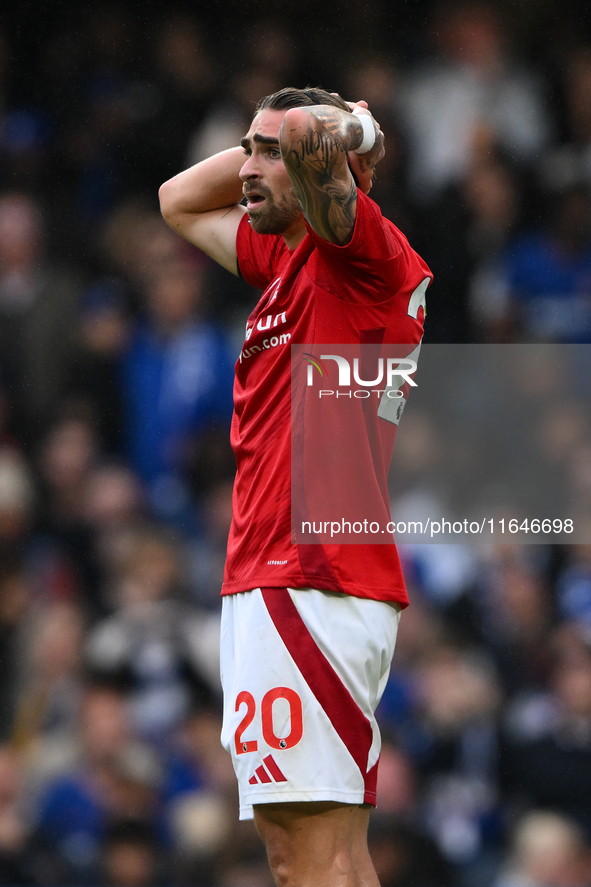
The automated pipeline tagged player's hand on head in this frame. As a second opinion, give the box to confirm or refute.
[333,97,385,195]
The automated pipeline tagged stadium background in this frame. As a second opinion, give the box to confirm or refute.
[1,1,591,884]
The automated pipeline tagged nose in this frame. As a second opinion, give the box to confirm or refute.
[239,152,261,181]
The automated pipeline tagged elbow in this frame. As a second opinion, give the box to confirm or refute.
[280,107,323,163]
[281,107,317,141]
[158,179,176,222]
[282,105,336,132]
[282,107,313,128]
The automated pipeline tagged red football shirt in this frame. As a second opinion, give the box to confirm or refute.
[221,190,431,606]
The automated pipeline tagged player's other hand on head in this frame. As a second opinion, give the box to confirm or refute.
[339,97,385,195]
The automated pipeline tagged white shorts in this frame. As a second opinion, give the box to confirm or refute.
[220,587,400,820]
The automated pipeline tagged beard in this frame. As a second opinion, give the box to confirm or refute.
[246,185,302,235]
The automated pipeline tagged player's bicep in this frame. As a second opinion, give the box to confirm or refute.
[280,108,357,246]
[164,205,246,276]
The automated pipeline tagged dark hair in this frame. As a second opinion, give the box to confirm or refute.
[103,819,157,849]
[255,87,350,114]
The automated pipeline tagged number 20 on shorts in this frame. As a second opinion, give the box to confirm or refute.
[234,687,303,754]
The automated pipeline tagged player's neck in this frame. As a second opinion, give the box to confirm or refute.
[282,219,307,251]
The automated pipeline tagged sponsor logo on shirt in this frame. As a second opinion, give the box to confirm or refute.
[239,310,290,363]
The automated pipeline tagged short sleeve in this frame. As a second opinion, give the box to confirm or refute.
[305,190,403,260]
[303,190,411,303]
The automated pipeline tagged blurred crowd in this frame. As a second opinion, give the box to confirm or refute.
[1,1,591,885]
[390,344,591,545]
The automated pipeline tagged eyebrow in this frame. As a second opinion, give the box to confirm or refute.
[240,134,280,149]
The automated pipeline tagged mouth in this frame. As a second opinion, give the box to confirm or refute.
[244,189,267,211]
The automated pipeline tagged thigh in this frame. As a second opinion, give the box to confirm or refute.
[254,802,377,887]
[254,800,370,839]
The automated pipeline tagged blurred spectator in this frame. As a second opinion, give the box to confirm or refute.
[136,14,216,188]
[494,810,591,887]
[99,203,193,293]
[0,746,31,884]
[502,623,591,833]
[398,1,550,202]
[208,818,273,887]
[0,24,50,199]
[11,601,84,767]
[409,643,503,872]
[0,447,34,550]
[187,479,234,609]
[35,412,104,616]
[0,109,51,196]
[81,461,149,607]
[567,446,591,542]
[375,741,416,817]
[187,68,279,166]
[0,558,29,743]
[68,279,130,454]
[401,544,481,614]
[540,44,591,193]
[343,59,418,244]
[38,415,99,531]
[557,545,591,630]
[495,184,591,342]
[186,18,298,167]
[100,819,162,887]
[32,684,161,885]
[52,7,149,226]
[465,160,524,341]
[368,814,454,887]
[0,25,9,115]
[85,527,220,739]
[476,547,554,697]
[121,262,234,525]
[163,707,236,881]
[0,194,82,442]
[418,155,524,342]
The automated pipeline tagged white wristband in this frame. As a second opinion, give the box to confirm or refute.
[352,109,376,155]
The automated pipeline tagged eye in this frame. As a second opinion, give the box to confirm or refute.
[268,148,281,159]
[242,148,252,156]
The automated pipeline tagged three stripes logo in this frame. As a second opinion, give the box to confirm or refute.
[248,754,288,785]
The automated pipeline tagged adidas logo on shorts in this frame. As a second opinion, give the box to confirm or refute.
[248,754,288,785]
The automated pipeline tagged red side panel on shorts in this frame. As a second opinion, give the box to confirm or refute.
[364,759,379,806]
[261,587,376,803]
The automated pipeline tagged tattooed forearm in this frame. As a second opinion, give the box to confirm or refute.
[280,106,364,244]
[288,161,357,244]
[285,130,345,174]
